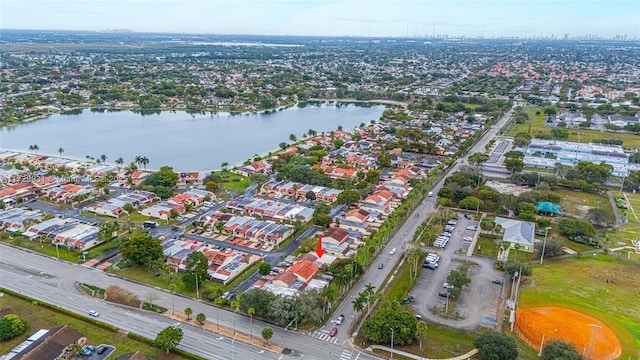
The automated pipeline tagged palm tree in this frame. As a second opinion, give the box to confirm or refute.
[33,144,39,154]
[220,161,229,174]
[100,154,107,164]
[28,145,34,154]
[416,322,428,350]
[214,296,225,330]
[115,157,124,170]
[352,295,365,313]
[289,133,297,142]
[248,307,255,340]
[134,155,142,168]
[196,312,206,325]
[58,147,64,158]
[140,157,149,170]
[184,307,193,320]
[230,300,240,334]
[513,243,522,262]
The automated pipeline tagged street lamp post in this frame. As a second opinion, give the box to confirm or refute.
[540,226,551,265]
[195,274,200,300]
[540,226,553,265]
[389,327,394,359]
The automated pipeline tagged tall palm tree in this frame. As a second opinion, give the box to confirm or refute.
[220,161,229,174]
[100,154,107,164]
[352,295,365,313]
[134,155,142,168]
[28,145,34,154]
[33,144,39,154]
[248,307,255,340]
[115,157,124,170]
[140,157,149,170]
[289,134,297,142]
[58,147,64,158]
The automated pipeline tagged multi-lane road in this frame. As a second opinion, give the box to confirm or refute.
[1,105,516,359]
[0,243,377,360]
[324,104,518,342]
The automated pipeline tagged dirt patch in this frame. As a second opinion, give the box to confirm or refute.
[515,307,621,360]
[166,313,283,354]
[485,181,531,196]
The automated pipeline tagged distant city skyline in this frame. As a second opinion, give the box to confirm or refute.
[2,0,639,39]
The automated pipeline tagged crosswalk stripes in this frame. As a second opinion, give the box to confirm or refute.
[309,330,340,344]
[339,349,352,360]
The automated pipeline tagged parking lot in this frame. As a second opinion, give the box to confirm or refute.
[410,213,505,330]
[85,344,115,359]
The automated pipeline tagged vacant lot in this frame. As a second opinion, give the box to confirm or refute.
[555,188,614,219]
[503,107,546,137]
[566,129,640,149]
[0,293,186,359]
[518,255,640,359]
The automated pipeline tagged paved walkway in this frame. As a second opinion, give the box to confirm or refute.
[366,345,478,360]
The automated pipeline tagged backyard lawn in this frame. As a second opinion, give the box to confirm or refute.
[519,254,640,360]
[210,171,250,193]
[0,293,187,359]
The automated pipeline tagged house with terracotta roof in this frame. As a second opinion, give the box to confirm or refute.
[320,227,362,258]
[176,171,205,188]
[288,259,319,283]
[233,160,273,177]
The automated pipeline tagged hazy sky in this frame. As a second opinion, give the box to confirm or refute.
[2,0,639,38]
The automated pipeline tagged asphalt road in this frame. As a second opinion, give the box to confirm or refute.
[327,104,518,341]
[0,243,378,360]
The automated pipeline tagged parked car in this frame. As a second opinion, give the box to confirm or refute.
[463,236,473,241]
[443,283,454,289]
[401,296,415,304]
[88,310,100,317]
[438,291,449,298]
[466,225,477,230]
[336,314,345,325]
[389,248,397,255]
[96,345,107,355]
[464,214,471,220]
[492,279,504,285]
[329,327,338,337]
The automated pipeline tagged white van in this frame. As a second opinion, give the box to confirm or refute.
[428,191,433,197]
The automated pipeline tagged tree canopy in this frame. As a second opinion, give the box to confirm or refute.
[541,339,583,360]
[120,230,164,268]
[0,314,29,341]
[362,306,418,346]
[182,251,209,291]
[473,331,518,360]
[154,326,183,353]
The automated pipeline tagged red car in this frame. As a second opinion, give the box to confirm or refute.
[329,327,338,337]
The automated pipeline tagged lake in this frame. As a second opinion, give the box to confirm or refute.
[0,103,385,172]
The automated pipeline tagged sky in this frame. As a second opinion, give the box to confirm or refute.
[2,0,639,38]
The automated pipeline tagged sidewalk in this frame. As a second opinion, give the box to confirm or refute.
[366,345,478,360]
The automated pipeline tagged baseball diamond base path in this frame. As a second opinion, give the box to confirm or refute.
[515,307,621,360]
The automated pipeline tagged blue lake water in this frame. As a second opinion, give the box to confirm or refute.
[0,103,385,172]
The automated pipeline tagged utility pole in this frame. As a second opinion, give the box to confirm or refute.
[540,226,552,265]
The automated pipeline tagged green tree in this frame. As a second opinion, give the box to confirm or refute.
[504,158,524,173]
[196,313,206,325]
[182,251,209,291]
[184,307,193,320]
[377,152,392,168]
[58,147,64,158]
[0,314,29,341]
[258,262,272,276]
[115,157,124,169]
[289,134,297,142]
[279,142,288,149]
[468,152,489,165]
[247,307,255,340]
[336,189,361,205]
[459,196,483,211]
[261,326,273,345]
[362,307,418,345]
[474,331,518,360]
[123,202,135,213]
[558,219,596,241]
[120,230,163,268]
[153,326,183,353]
[541,339,583,360]
[447,268,471,289]
[239,288,275,318]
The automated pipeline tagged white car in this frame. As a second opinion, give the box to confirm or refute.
[463,236,473,241]
[389,248,397,255]
[88,310,100,317]
[443,283,454,289]
[467,225,478,231]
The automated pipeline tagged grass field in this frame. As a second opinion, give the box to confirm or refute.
[555,188,614,219]
[518,254,640,359]
[620,192,640,223]
[0,293,186,359]
[566,129,640,149]
[503,107,547,137]
[210,171,250,193]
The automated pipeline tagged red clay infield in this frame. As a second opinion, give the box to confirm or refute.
[515,307,621,360]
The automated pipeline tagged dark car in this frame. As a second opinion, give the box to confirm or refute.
[438,291,449,298]
[401,296,414,304]
[378,263,384,269]
[96,345,107,355]
[492,279,504,285]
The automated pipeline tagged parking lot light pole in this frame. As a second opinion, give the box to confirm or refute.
[540,226,552,265]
